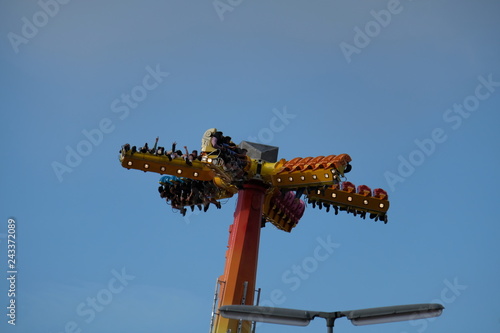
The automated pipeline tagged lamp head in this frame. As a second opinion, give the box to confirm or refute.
[219,305,312,326]
[344,303,444,326]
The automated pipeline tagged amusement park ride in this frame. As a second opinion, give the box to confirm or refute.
[119,128,392,333]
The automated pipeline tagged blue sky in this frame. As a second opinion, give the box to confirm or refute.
[1,1,499,332]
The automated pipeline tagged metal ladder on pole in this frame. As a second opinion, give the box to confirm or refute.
[209,279,262,333]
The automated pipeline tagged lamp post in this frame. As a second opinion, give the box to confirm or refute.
[219,303,444,333]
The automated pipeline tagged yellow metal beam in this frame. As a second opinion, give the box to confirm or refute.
[120,150,215,181]
[306,185,389,221]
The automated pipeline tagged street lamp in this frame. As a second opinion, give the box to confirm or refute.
[219,303,444,333]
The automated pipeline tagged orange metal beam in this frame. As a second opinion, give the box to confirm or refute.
[214,183,266,333]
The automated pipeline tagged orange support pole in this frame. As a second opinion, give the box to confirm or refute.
[214,183,266,333]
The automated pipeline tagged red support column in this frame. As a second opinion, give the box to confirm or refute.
[214,183,266,333]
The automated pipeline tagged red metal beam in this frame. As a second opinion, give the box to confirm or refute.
[214,183,266,333]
